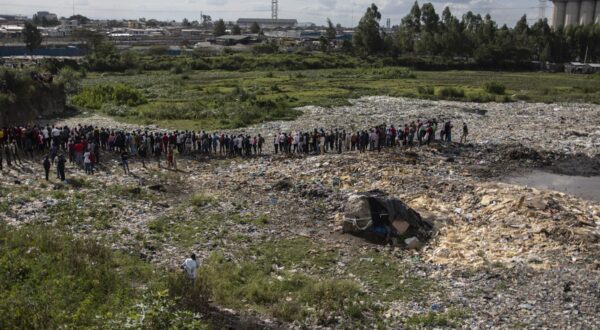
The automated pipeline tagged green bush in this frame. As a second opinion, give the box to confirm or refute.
[417,85,435,95]
[0,224,154,328]
[71,83,147,109]
[199,252,364,323]
[438,86,465,99]
[483,81,506,95]
[369,67,416,79]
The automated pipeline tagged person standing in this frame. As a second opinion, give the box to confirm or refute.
[57,154,66,181]
[121,150,130,174]
[167,146,174,169]
[4,143,12,167]
[460,122,469,144]
[444,121,453,142]
[43,156,51,180]
[138,142,147,168]
[181,253,199,284]
[84,150,93,175]
[258,134,264,155]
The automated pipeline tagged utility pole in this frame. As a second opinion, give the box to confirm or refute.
[272,0,278,21]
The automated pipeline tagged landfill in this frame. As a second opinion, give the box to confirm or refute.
[1,96,599,328]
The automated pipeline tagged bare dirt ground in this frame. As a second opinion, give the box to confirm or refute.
[2,97,599,328]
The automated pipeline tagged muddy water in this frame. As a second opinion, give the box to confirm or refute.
[506,170,600,202]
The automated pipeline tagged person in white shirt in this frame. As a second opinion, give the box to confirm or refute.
[83,151,93,174]
[181,253,199,283]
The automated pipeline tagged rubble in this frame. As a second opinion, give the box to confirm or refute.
[2,96,599,328]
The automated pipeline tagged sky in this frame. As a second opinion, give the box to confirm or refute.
[1,0,547,27]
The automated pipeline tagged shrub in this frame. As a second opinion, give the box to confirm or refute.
[483,81,506,95]
[438,87,465,99]
[0,224,154,329]
[190,193,217,208]
[417,85,435,96]
[71,84,147,109]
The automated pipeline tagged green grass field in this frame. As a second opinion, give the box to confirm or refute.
[74,68,600,130]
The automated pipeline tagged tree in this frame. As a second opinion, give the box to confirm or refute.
[250,22,261,34]
[319,36,330,52]
[182,18,191,27]
[325,18,337,42]
[231,24,242,35]
[213,19,226,36]
[420,3,439,33]
[201,15,212,26]
[404,1,422,33]
[72,29,105,50]
[68,14,90,24]
[23,22,43,54]
[146,19,160,27]
[353,3,383,55]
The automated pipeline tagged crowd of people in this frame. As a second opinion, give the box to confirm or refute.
[0,119,468,181]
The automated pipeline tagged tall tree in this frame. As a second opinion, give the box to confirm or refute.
[68,14,90,24]
[23,22,43,54]
[231,24,242,35]
[405,1,422,33]
[353,3,383,55]
[420,3,439,33]
[72,29,105,50]
[325,18,337,42]
[213,19,226,36]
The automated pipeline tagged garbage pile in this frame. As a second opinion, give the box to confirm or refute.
[342,190,433,248]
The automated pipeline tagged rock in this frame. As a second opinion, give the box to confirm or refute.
[273,178,293,191]
[527,197,547,210]
[148,184,166,192]
[480,195,494,206]
[518,303,534,310]
[391,220,410,235]
[404,237,422,249]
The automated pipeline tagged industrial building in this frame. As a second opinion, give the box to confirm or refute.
[236,18,298,29]
[552,0,600,28]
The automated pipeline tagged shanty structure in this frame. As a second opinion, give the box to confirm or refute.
[551,0,600,28]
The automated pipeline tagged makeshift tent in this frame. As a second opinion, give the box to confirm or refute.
[343,190,433,246]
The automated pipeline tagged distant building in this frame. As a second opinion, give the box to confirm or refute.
[236,18,297,29]
[128,20,143,29]
[0,15,27,25]
[214,35,252,46]
[36,11,58,21]
[60,19,79,36]
[0,25,24,38]
[39,26,65,37]
[565,62,600,74]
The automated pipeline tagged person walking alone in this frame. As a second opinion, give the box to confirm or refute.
[121,150,130,174]
[460,122,469,144]
[181,253,199,284]
[43,156,51,180]
[57,154,66,182]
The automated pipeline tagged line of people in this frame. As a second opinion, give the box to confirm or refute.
[0,120,468,180]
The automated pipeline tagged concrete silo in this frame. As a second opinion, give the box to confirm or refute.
[579,0,595,25]
[552,0,568,28]
[564,0,581,26]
